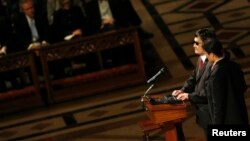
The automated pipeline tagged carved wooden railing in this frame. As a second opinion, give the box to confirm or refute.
[0,27,146,112]
[0,52,30,72]
[39,27,146,103]
[41,28,137,61]
[0,51,43,115]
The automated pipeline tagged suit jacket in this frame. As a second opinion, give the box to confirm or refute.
[205,57,248,124]
[83,0,141,35]
[181,57,211,128]
[12,12,49,52]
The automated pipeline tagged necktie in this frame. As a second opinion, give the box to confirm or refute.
[30,19,39,41]
[199,59,204,70]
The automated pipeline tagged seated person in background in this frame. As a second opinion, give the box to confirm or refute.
[47,0,86,25]
[83,0,118,35]
[83,0,153,38]
[50,0,93,76]
[83,0,136,34]
[51,0,88,42]
[11,0,49,84]
[47,0,61,25]
[83,0,141,67]
[12,0,49,52]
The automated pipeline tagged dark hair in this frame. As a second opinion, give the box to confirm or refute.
[195,28,216,43]
[204,38,224,57]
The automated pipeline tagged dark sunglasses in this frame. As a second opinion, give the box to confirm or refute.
[194,41,200,45]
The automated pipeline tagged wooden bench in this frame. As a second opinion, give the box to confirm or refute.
[39,27,146,103]
[0,51,43,115]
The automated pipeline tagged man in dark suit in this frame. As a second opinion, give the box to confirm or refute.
[203,38,249,125]
[12,0,49,52]
[171,28,216,140]
[10,0,49,86]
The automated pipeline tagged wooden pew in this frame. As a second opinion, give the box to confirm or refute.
[39,27,146,103]
[0,51,44,115]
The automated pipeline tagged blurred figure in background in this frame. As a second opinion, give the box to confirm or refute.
[83,0,153,38]
[47,0,85,25]
[49,0,90,77]
[51,0,87,42]
[12,0,49,52]
[11,0,49,86]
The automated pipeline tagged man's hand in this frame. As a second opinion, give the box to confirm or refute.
[0,46,7,55]
[72,29,82,36]
[172,89,183,97]
[176,93,189,101]
[27,42,41,50]
[41,40,49,46]
[100,18,115,29]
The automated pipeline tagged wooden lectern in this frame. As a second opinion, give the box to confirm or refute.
[141,95,188,141]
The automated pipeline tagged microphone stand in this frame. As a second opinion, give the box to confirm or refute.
[141,84,154,101]
[141,83,154,110]
[141,67,165,110]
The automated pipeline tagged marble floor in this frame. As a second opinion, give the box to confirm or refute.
[0,0,250,141]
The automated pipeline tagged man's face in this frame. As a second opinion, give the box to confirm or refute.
[62,0,71,10]
[21,1,35,18]
[193,36,205,55]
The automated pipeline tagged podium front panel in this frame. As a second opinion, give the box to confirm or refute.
[144,100,188,124]
[146,108,187,123]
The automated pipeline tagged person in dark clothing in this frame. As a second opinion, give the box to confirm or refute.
[150,28,217,140]
[50,0,91,77]
[83,0,144,67]
[83,0,153,38]
[172,28,217,140]
[12,0,49,52]
[51,0,87,42]
[10,0,49,87]
[203,38,249,125]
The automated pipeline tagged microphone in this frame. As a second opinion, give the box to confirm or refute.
[147,68,165,84]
